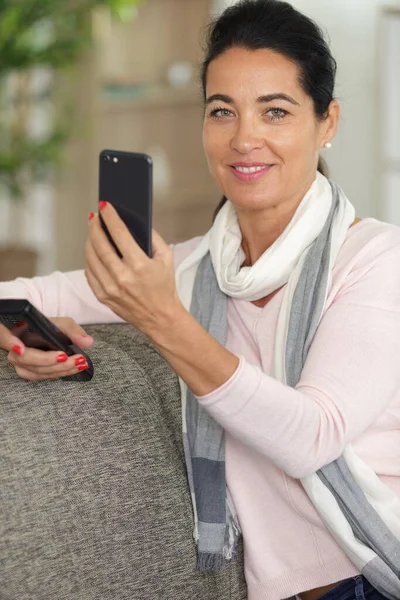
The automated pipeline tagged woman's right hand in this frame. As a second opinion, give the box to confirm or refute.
[0,317,94,381]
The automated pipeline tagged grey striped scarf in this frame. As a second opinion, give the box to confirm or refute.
[182,182,400,599]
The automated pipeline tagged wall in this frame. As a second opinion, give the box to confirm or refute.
[291,0,400,218]
[380,9,400,225]
[213,0,400,219]
[0,69,55,276]
[2,0,399,277]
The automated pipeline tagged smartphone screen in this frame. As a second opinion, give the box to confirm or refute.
[0,299,74,351]
[99,150,153,257]
[2,318,66,351]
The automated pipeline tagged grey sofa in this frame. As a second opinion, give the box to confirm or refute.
[0,323,246,600]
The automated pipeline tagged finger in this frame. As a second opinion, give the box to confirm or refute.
[84,266,107,306]
[0,323,27,356]
[151,228,171,259]
[85,238,118,297]
[7,346,88,369]
[89,211,128,278]
[97,202,148,269]
[14,361,90,381]
[13,360,89,377]
[50,317,94,350]
[16,353,89,374]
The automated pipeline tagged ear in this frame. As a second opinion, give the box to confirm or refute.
[320,99,340,148]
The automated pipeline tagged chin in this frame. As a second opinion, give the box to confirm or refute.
[226,187,281,212]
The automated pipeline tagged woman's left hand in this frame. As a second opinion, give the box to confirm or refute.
[85,202,183,340]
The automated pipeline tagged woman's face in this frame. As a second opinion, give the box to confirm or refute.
[203,47,339,214]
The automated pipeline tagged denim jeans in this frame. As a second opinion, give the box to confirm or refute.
[316,576,388,600]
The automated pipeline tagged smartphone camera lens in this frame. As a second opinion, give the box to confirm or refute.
[103,154,111,162]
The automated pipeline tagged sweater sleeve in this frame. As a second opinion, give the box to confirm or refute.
[0,270,123,324]
[195,245,400,479]
[0,237,203,324]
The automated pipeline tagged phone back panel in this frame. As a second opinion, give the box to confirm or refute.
[99,150,152,256]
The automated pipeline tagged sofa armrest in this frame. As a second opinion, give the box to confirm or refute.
[0,323,246,600]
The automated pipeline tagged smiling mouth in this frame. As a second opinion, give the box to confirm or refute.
[230,164,274,180]
[233,165,269,173]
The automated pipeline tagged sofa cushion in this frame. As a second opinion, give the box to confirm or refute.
[0,323,246,600]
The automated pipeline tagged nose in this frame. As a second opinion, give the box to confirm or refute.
[230,116,265,154]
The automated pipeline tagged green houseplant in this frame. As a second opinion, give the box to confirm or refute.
[0,0,142,280]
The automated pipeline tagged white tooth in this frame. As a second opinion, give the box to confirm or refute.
[236,166,264,173]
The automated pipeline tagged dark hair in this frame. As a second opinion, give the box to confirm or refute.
[201,0,337,219]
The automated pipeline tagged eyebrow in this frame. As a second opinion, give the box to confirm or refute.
[206,93,300,106]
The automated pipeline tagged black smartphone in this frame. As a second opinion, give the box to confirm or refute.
[99,149,153,257]
[0,299,94,382]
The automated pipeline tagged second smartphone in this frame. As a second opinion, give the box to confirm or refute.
[99,150,153,257]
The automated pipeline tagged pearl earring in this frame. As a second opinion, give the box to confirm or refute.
[324,142,332,149]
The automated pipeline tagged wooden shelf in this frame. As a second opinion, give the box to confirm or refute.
[154,199,217,244]
[382,6,400,15]
[154,187,219,207]
[54,0,214,272]
[382,158,400,170]
[102,83,203,111]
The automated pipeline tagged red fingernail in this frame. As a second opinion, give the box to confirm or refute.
[12,344,22,356]
[88,212,95,221]
[57,353,68,363]
[75,356,87,366]
[16,320,26,328]
[78,363,89,371]
[99,201,107,210]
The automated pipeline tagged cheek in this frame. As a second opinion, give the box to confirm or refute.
[202,125,211,165]
[270,123,320,164]
[203,124,223,174]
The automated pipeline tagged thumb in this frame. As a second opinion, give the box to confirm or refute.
[69,333,94,350]
[50,318,94,350]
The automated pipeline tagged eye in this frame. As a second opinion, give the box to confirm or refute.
[209,106,234,120]
[266,107,288,121]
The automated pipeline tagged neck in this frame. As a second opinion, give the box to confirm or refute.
[238,177,315,267]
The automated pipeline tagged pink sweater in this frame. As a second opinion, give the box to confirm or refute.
[1,217,400,599]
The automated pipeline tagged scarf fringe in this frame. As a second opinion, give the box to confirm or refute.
[197,552,225,572]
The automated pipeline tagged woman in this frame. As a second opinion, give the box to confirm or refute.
[1,1,400,599]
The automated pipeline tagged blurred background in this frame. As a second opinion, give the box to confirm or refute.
[0,0,399,280]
